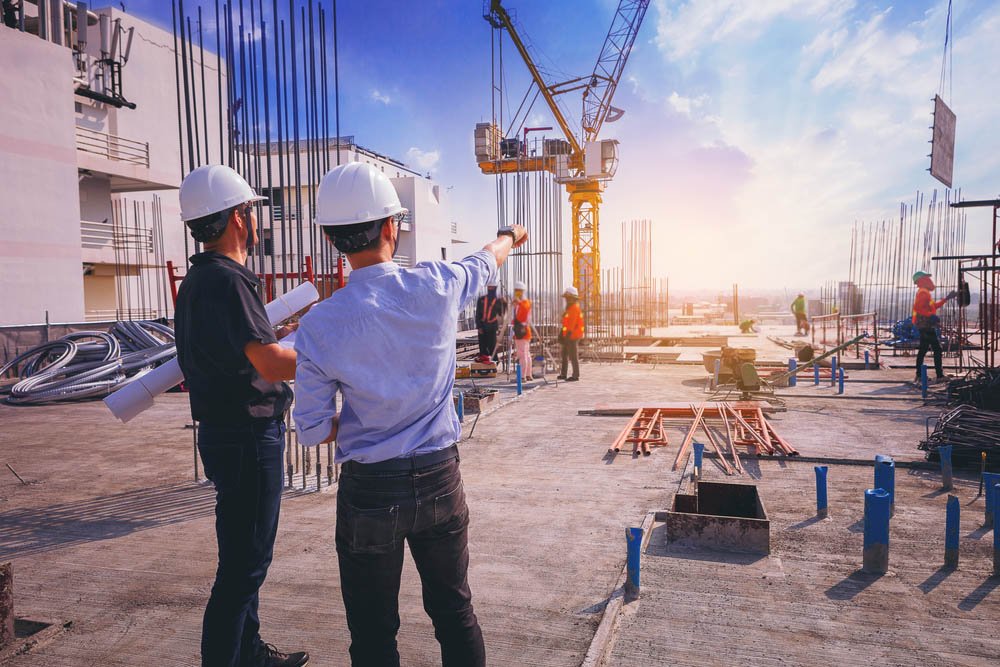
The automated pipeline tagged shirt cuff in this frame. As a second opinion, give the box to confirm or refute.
[297,418,333,447]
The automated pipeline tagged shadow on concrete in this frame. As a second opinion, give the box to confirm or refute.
[0,482,218,559]
[958,576,1000,611]
[788,515,825,530]
[847,518,864,533]
[965,525,991,540]
[918,566,954,594]
[825,569,883,600]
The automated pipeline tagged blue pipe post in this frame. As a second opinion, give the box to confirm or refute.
[457,392,465,423]
[994,484,1000,576]
[625,527,643,601]
[713,358,721,389]
[939,445,953,490]
[814,363,820,386]
[788,358,797,387]
[516,362,523,396]
[921,364,929,399]
[693,442,705,479]
[830,356,838,386]
[984,472,1000,526]
[874,455,896,516]
[837,366,845,395]
[863,488,891,574]
[944,494,960,569]
[864,350,870,370]
[815,465,828,518]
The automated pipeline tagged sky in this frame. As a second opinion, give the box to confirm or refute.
[127,0,1000,292]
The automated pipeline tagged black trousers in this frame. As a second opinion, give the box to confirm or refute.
[336,456,485,667]
[198,419,285,667]
[560,337,580,379]
[916,327,944,378]
[477,325,498,360]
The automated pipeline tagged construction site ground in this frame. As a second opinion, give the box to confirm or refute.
[0,326,997,666]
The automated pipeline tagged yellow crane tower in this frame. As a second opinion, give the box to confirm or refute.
[476,0,650,323]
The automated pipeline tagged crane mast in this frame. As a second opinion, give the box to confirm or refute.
[479,0,649,324]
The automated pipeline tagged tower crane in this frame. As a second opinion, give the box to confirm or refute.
[476,0,650,323]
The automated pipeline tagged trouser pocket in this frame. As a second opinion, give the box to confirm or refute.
[337,498,400,554]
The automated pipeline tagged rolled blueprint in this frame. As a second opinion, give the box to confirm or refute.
[104,281,319,422]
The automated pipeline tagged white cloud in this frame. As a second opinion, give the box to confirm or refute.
[667,91,708,115]
[406,146,440,173]
[655,0,855,60]
[370,89,392,105]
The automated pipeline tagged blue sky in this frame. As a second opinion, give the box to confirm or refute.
[128,0,1000,290]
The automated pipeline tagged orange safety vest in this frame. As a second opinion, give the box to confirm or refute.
[561,302,584,340]
[912,288,944,325]
[514,298,532,340]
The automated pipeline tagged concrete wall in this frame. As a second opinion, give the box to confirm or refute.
[0,26,85,325]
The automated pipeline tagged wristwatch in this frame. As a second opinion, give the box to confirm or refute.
[497,226,517,242]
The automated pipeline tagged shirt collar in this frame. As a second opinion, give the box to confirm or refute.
[347,261,400,283]
[189,251,258,282]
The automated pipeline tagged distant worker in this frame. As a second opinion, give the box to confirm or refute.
[511,279,534,381]
[475,279,506,361]
[558,286,584,381]
[174,165,308,667]
[293,162,528,666]
[911,270,957,384]
[739,318,757,334]
[791,293,809,336]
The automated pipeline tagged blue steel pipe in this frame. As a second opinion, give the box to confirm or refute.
[875,455,896,515]
[625,526,643,600]
[516,363,523,396]
[830,356,838,386]
[788,358,797,387]
[984,472,1000,525]
[815,465,828,518]
[693,442,705,478]
[994,484,1000,575]
[863,488,891,574]
[813,364,820,386]
[939,445,953,490]
[945,494,960,569]
[837,367,845,395]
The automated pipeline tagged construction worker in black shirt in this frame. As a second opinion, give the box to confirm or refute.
[175,164,308,667]
[475,279,506,361]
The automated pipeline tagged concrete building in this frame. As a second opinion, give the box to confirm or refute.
[0,1,463,327]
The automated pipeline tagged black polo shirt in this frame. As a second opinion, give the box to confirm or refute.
[174,251,292,424]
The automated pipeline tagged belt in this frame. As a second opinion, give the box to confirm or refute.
[341,444,459,474]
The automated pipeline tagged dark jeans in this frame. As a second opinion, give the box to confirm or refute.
[560,337,580,379]
[916,328,944,378]
[198,418,286,667]
[336,455,485,667]
[477,326,498,360]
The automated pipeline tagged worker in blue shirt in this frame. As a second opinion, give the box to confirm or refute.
[293,162,527,667]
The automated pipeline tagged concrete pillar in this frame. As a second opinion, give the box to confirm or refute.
[0,562,12,648]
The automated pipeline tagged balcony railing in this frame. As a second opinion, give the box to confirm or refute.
[80,220,153,253]
[76,126,150,167]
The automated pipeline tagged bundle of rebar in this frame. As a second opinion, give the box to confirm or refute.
[943,367,1000,411]
[0,322,175,405]
[920,404,1000,467]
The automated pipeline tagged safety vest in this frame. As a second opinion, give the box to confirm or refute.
[561,302,584,340]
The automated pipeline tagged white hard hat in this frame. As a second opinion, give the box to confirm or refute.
[563,286,579,298]
[315,162,408,226]
[513,280,527,292]
[179,164,265,222]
